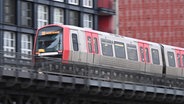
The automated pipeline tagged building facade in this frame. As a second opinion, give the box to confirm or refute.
[118,0,184,48]
[0,0,115,56]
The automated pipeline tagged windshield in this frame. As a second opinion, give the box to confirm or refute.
[36,26,63,52]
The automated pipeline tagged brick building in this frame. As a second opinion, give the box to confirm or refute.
[118,0,184,47]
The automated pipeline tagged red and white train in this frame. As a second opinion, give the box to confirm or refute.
[33,24,184,79]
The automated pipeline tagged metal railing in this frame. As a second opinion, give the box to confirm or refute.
[0,50,184,89]
[0,51,33,71]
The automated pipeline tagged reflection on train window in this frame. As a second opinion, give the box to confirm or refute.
[87,36,92,53]
[127,44,138,61]
[114,41,126,58]
[167,51,176,67]
[101,39,113,56]
[177,54,181,67]
[72,33,79,51]
[94,38,98,54]
[151,49,160,65]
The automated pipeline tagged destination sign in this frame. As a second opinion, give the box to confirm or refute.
[41,31,60,35]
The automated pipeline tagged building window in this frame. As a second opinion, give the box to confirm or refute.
[4,0,16,24]
[21,1,32,27]
[53,8,64,24]
[83,0,93,8]
[3,31,16,57]
[53,0,64,2]
[37,5,48,28]
[101,39,113,57]
[69,0,79,5]
[69,11,79,26]
[83,13,93,28]
[21,34,32,59]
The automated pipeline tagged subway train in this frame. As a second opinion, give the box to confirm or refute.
[33,24,184,85]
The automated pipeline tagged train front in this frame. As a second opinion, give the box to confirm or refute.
[33,25,64,73]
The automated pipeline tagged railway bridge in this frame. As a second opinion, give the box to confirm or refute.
[0,51,184,104]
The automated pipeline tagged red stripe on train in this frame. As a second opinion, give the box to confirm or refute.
[63,26,70,63]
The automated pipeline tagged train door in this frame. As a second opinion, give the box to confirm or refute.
[175,50,183,77]
[138,42,151,72]
[182,51,184,77]
[70,29,80,62]
[85,31,99,64]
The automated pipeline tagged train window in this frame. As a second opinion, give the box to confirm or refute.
[101,39,113,56]
[182,55,184,67]
[151,49,160,65]
[167,51,176,67]
[127,44,138,61]
[145,48,150,63]
[87,36,92,53]
[177,54,182,67]
[94,38,98,54]
[72,33,79,51]
[140,47,144,62]
[114,41,126,58]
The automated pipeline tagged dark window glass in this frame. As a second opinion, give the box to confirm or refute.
[4,0,16,24]
[140,47,150,63]
[167,52,176,67]
[69,11,79,26]
[151,49,160,65]
[145,48,150,63]
[36,26,63,52]
[87,37,92,53]
[72,33,79,51]
[21,1,32,27]
[177,54,181,67]
[94,38,98,54]
[114,41,126,58]
[101,39,113,56]
[140,47,144,62]
[182,55,184,67]
[127,44,138,61]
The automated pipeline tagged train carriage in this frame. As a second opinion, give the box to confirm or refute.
[33,24,184,83]
[163,45,184,77]
[123,37,163,74]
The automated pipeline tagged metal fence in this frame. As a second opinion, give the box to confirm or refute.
[0,51,184,89]
[0,51,33,71]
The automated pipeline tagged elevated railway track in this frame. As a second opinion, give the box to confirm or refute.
[0,51,184,104]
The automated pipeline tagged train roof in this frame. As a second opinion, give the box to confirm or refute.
[162,44,184,50]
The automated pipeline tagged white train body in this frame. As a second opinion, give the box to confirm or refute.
[34,24,184,78]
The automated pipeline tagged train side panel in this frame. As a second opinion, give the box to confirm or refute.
[149,44,163,74]
[67,26,101,65]
[124,38,143,72]
[84,30,100,65]
[98,33,116,67]
[108,36,128,70]
[78,30,88,63]
[68,29,80,62]
[136,39,163,74]
[163,45,182,77]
